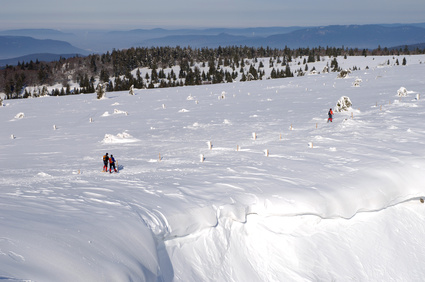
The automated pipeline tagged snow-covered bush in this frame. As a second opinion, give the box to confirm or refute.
[96,83,106,99]
[322,66,329,73]
[335,96,353,112]
[129,85,134,95]
[353,78,362,87]
[397,87,408,97]
[337,69,351,79]
[41,86,49,97]
[0,96,3,106]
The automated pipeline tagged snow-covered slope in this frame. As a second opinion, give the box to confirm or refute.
[1,55,425,281]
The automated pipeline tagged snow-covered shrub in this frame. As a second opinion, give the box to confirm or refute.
[187,94,194,100]
[0,96,3,106]
[397,87,408,97]
[41,86,49,97]
[96,83,106,99]
[129,85,134,95]
[337,69,351,79]
[353,78,362,87]
[335,96,353,112]
[322,66,329,73]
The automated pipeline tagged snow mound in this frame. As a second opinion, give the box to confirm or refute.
[37,172,52,178]
[14,112,25,119]
[102,109,128,116]
[179,109,190,113]
[102,132,139,144]
[113,109,128,115]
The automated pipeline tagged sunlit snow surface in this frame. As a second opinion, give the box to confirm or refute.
[1,55,425,281]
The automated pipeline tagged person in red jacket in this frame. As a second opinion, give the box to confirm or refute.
[327,108,334,123]
[103,153,109,172]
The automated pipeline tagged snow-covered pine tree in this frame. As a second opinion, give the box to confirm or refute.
[96,83,106,99]
[41,86,49,97]
[335,96,353,112]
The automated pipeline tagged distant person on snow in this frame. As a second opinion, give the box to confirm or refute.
[327,108,334,123]
[103,153,109,172]
[109,154,117,173]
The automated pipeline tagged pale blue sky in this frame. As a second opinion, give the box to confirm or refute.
[1,0,424,30]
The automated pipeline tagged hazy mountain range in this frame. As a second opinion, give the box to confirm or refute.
[1,23,425,66]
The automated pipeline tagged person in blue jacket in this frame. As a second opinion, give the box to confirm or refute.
[109,154,117,173]
[327,108,334,123]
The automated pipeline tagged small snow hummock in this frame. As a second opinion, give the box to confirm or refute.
[15,112,25,119]
[102,132,139,144]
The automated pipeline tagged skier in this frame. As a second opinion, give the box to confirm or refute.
[109,154,117,173]
[327,108,334,123]
[103,153,109,172]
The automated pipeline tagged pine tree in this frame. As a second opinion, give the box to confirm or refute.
[96,83,106,99]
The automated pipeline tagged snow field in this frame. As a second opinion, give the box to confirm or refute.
[1,55,425,281]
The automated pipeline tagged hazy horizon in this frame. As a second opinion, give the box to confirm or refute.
[1,21,425,33]
[2,0,424,31]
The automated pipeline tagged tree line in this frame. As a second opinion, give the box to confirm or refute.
[0,44,423,99]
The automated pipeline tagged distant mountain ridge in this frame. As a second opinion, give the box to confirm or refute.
[261,25,425,49]
[0,36,89,60]
[138,25,425,49]
[0,29,74,37]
